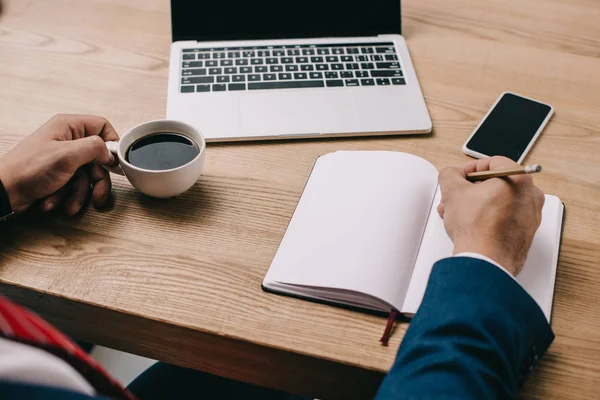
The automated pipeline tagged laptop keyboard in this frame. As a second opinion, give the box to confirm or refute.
[180,42,405,93]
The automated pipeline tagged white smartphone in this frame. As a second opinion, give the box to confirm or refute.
[462,92,554,163]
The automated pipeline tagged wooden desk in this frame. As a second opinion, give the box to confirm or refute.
[0,0,599,398]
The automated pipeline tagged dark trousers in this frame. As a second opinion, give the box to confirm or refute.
[127,362,306,400]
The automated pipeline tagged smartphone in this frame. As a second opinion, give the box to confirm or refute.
[462,92,553,163]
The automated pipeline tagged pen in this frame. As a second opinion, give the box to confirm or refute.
[466,164,542,182]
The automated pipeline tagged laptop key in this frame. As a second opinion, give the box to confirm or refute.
[217,75,230,83]
[361,63,375,69]
[213,84,227,91]
[346,63,359,70]
[310,72,323,79]
[385,54,399,61]
[317,48,330,55]
[228,51,240,58]
[266,58,278,64]
[355,71,369,78]
[281,57,293,64]
[316,64,329,71]
[273,50,285,56]
[332,48,344,55]
[182,68,207,76]
[236,59,249,65]
[360,78,375,86]
[196,84,211,92]
[285,65,299,72]
[278,73,292,80]
[182,54,195,60]
[376,78,391,85]
[346,48,359,54]
[180,85,194,93]
[270,65,283,72]
[340,71,353,78]
[326,56,339,62]
[248,74,261,81]
[331,64,344,70]
[325,71,339,79]
[287,49,300,56]
[341,55,353,62]
[225,67,237,74]
[301,64,314,71]
[183,61,203,68]
[257,50,270,57]
[248,80,324,90]
[206,60,218,67]
[213,52,226,59]
[357,55,369,62]
[182,76,214,84]
[232,75,245,82]
[255,66,268,73]
[296,57,309,63]
[220,59,233,66]
[263,73,277,80]
[376,62,401,69]
[326,80,344,87]
[361,47,374,54]
[229,83,246,91]
[209,68,222,75]
[240,66,252,73]
[311,56,324,63]
[251,58,263,65]
[294,72,308,79]
[392,77,406,85]
[302,48,315,55]
[371,70,403,77]
[197,53,210,60]
[345,79,359,86]
[376,46,395,53]
[370,55,383,61]
[243,51,255,57]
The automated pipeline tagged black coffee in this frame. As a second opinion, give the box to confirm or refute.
[126,133,199,171]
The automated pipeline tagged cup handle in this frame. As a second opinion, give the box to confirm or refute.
[103,141,124,176]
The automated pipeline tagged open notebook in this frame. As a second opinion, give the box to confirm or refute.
[263,151,564,322]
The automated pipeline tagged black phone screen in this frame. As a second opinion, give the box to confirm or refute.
[465,93,552,162]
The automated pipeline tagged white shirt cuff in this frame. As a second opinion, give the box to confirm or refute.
[454,252,518,282]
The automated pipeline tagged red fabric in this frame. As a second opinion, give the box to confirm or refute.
[0,295,136,400]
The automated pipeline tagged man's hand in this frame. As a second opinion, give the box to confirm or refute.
[437,156,545,276]
[0,114,119,216]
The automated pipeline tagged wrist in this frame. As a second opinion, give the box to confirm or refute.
[0,164,28,214]
[453,240,519,276]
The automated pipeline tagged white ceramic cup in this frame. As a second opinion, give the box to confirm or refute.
[105,120,206,198]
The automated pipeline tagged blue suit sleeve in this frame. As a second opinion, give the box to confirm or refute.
[376,257,555,400]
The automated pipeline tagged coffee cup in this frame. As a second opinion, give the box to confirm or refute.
[105,120,206,198]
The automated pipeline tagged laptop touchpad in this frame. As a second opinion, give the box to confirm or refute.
[240,91,358,136]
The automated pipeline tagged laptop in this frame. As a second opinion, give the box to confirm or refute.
[167,0,432,142]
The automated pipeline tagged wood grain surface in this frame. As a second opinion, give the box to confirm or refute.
[0,0,599,398]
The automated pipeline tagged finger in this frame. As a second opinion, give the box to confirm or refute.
[89,163,112,208]
[64,171,91,216]
[438,166,470,200]
[49,114,120,142]
[437,202,445,218]
[463,158,492,174]
[488,156,520,170]
[40,185,71,212]
[64,135,115,167]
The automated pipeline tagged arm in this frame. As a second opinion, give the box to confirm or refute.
[376,257,553,399]
[377,156,553,399]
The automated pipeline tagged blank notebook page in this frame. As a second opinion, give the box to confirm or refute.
[403,191,563,321]
[264,151,439,311]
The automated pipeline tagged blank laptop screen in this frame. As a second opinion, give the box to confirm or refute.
[171,0,402,42]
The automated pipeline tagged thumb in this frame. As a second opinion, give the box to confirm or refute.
[438,166,470,200]
[67,136,115,167]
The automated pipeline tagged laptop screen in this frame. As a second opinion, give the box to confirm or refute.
[171,0,401,42]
